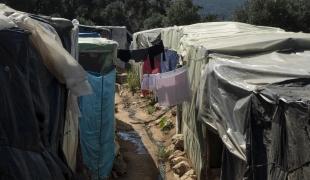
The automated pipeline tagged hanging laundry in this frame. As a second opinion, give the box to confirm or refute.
[131,48,148,61]
[141,73,159,91]
[141,66,191,106]
[157,66,191,106]
[117,40,165,69]
[141,56,161,96]
[161,49,179,73]
[148,40,165,69]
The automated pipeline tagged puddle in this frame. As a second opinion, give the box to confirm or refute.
[118,131,148,155]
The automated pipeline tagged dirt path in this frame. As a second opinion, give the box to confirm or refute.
[114,93,162,180]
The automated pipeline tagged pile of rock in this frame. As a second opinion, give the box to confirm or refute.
[167,134,197,180]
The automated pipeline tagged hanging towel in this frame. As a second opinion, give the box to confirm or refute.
[79,69,116,180]
[156,66,191,107]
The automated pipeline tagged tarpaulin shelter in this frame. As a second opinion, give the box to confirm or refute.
[79,24,111,39]
[78,37,118,179]
[0,4,91,180]
[79,38,118,74]
[132,22,310,180]
[79,25,128,49]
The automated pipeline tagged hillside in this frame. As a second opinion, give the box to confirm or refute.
[192,0,246,19]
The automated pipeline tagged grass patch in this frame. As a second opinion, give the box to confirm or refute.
[146,105,156,115]
[127,68,140,94]
[158,116,174,132]
[157,146,171,161]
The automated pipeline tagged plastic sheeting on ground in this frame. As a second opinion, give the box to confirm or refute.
[79,69,116,179]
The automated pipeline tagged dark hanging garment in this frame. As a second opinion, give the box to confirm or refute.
[117,40,165,69]
[117,49,131,63]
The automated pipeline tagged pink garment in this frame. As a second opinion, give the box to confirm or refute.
[141,74,158,91]
[156,66,191,107]
[141,56,161,96]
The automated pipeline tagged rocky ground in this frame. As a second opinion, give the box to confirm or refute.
[111,85,197,180]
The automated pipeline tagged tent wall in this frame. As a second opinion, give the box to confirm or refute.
[132,22,310,180]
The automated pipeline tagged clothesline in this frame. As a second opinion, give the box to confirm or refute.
[117,40,166,69]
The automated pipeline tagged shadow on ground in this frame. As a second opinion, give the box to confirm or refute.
[114,119,160,180]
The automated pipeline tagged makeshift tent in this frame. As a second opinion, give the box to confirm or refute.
[0,4,91,179]
[78,37,118,179]
[132,22,310,180]
[102,26,128,49]
[79,38,118,74]
[198,52,310,180]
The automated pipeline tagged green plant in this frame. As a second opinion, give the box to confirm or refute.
[157,146,171,161]
[146,105,156,115]
[127,68,140,94]
[159,116,174,131]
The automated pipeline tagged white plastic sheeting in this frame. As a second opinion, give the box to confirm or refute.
[132,22,310,179]
[8,12,92,96]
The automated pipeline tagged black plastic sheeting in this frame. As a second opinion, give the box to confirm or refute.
[202,79,310,180]
[245,79,310,180]
[197,52,310,180]
[212,79,310,180]
[0,27,71,179]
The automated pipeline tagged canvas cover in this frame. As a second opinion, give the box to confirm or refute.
[132,22,310,179]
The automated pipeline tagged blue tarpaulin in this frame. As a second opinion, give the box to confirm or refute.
[79,69,116,179]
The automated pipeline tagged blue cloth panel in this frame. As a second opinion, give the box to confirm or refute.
[160,49,179,73]
[79,69,116,179]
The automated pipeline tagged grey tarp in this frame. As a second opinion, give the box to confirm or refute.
[198,52,310,179]
[132,22,310,180]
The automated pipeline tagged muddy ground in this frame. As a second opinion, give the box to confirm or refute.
[112,88,182,180]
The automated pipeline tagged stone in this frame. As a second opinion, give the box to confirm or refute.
[171,156,188,167]
[171,109,177,117]
[180,169,197,180]
[172,134,184,151]
[168,150,186,161]
[172,161,191,177]
[166,144,175,153]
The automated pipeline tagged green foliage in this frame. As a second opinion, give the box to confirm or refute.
[127,68,140,93]
[202,14,219,22]
[157,146,170,161]
[146,105,156,115]
[2,0,206,32]
[234,0,310,32]
[158,116,173,131]
[143,13,165,30]
[164,0,201,26]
